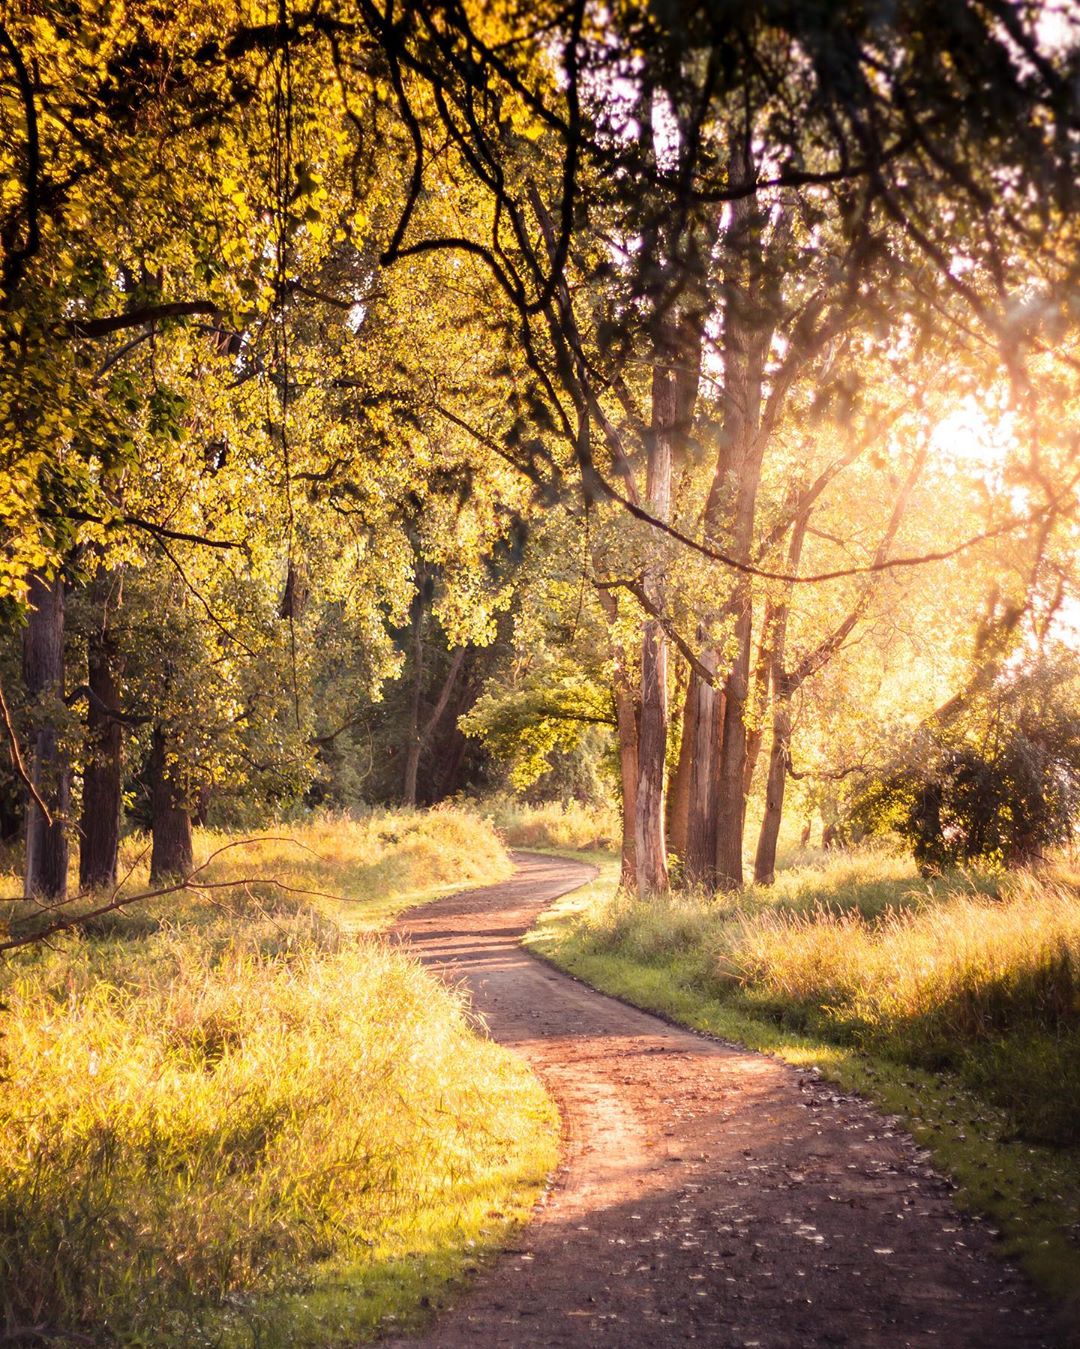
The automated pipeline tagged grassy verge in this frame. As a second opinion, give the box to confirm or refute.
[0,810,556,1347]
[527,852,1080,1327]
[481,794,620,854]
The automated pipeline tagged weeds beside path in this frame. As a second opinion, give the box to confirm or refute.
[0,811,556,1348]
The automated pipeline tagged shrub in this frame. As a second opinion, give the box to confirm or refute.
[848,654,1080,870]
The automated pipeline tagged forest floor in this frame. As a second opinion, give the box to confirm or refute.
[385,852,1063,1349]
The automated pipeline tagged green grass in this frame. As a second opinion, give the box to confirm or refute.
[0,810,555,1347]
[528,853,1080,1326]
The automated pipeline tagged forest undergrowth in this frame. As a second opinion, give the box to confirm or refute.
[529,844,1080,1317]
[0,810,554,1347]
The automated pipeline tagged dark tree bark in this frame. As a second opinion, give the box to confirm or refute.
[404,643,466,807]
[0,777,21,843]
[79,575,123,891]
[23,571,69,899]
[148,726,193,880]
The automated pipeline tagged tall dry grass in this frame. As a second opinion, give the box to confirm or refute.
[576,853,1080,1145]
[0,809,551,1345]
[0,805,513,943]
[483,795,620,853]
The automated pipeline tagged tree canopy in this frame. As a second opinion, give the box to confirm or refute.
[1,0,1078,901]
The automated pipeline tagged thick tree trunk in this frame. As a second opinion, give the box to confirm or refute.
[634,356,677,895]
[79,580,123,891]
[685,153,769,892]
[23,572,70,899]
[753,701,791,885]
[148,726,193,880]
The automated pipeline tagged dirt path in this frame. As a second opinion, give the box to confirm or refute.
[385,853,1060,1348]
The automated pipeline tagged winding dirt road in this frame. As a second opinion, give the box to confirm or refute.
[386,853,1061,1348]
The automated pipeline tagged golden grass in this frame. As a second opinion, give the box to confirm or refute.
[568,856,1080,1144]
[1,805,514,943]
[0,809,554,1346]
[729,867,1080,1051]
[482,795,620,853]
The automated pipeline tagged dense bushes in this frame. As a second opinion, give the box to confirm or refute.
[848,658,1080,870]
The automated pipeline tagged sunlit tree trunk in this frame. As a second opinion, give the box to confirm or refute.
[683,155,768,891]
[753,695,792,886]
[666,682,694,861]
[709,156,771,892]
[714,595,755,889]
[634,355,677,895]
[682,661,721,885]
[23,571,69,899]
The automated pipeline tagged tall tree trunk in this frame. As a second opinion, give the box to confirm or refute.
[598,587,639,890]
[683,151,769,891]
[405,642,466,808]
[714,594,755,888]
[753,697,792,885]
[148,726,193,880]
[708,157,772,891]
[683,656,721,885]
[79,575,123,891]
[634,354,677,895]
[23,572,69,899]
